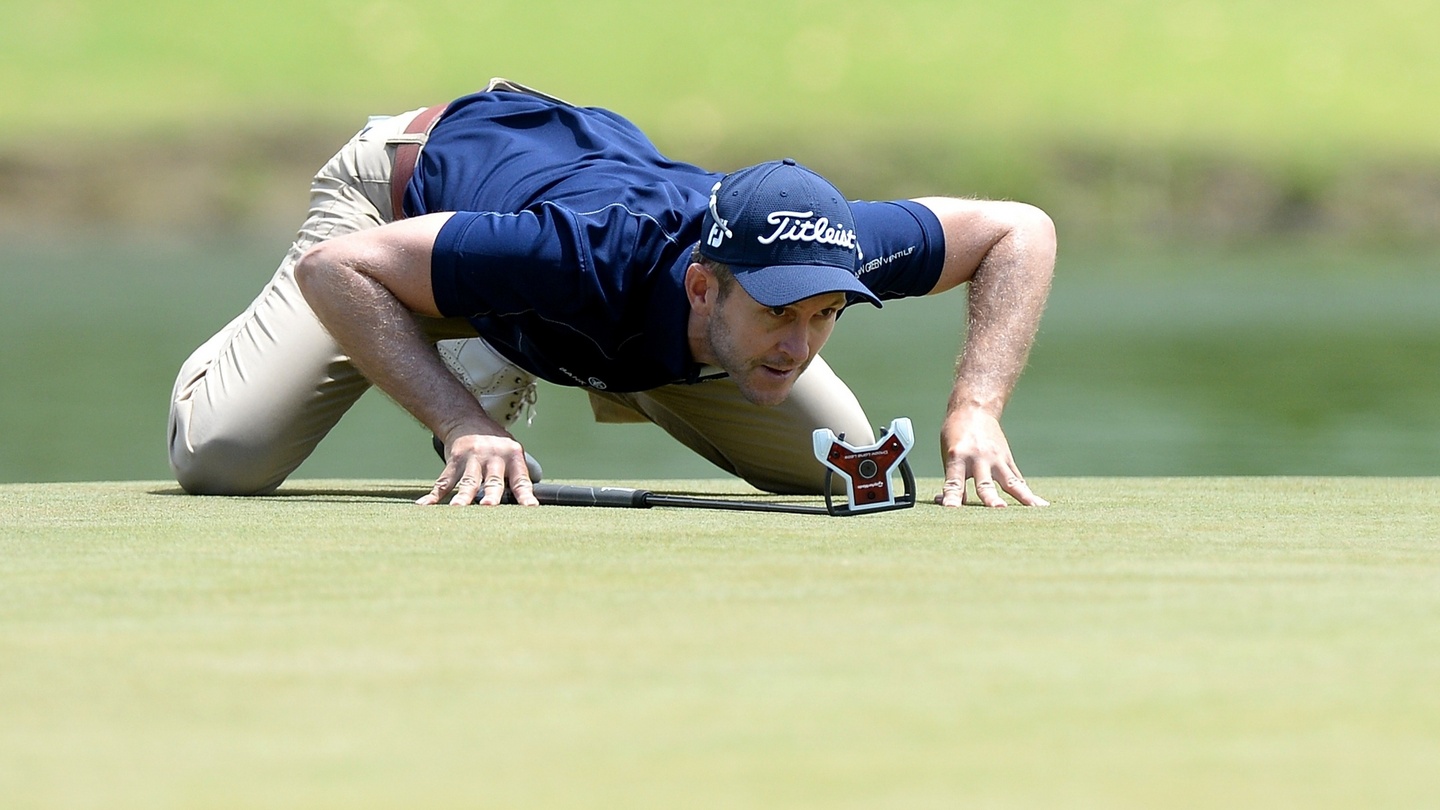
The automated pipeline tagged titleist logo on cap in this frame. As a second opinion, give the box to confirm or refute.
[757,210,861,256]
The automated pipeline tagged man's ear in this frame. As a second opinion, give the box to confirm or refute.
[684,262,719,314]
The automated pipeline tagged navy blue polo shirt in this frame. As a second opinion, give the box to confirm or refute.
[412,90,946,393]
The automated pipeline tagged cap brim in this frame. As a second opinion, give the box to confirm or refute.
[730,263,882,309]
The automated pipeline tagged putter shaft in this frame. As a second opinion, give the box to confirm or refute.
[513,483,830,515]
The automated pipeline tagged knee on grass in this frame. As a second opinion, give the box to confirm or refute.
[170,434,291,496]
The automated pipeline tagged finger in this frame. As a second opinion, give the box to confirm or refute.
[473,475,507,506]
[447,457,485,507]
[448,473,482,506]
[473,459,509,507]
[506,451,538,506]
[972,476,1008,508]
[509,474,538,507]
[417,463,459,505]
[489,444,538,506]
[936,477,967,508]
[416,485,443,506]
[999,472,1049,507]
[938,454,970,508]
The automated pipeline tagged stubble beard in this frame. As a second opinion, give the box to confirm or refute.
[705,311,810,407]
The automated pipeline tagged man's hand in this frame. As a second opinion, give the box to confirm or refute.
[937,405,1048,508]
[419,428,539,507]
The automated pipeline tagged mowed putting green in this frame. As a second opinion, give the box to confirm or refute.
[3,478,1437,808]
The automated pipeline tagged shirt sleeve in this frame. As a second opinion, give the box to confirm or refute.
[850,200,947,300]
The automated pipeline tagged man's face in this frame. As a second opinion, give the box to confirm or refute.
[703,282,847,407]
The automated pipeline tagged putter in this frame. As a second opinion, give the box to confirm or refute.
[489,417,917,517]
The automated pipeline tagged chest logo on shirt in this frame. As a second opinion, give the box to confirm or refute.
[559,366,608,390]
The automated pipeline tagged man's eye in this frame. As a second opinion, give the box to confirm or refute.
[769,306,788,317]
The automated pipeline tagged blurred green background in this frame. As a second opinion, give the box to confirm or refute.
[1,0,1436,484]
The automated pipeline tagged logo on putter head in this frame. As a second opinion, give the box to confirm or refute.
[812,417,916,515]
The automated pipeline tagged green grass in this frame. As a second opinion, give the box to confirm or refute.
[4,0,1438,163]
[3,477,1438,808]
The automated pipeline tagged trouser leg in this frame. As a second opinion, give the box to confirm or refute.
[589,356,875,494]
[167,109,476,494]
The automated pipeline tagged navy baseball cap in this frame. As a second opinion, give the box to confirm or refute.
[698,159,881,308]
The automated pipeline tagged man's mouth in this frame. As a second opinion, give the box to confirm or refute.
[757,364,798,380]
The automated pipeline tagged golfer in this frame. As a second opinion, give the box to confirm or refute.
[168,79,1054,509]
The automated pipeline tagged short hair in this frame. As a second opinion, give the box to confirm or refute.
[690,246,737,299]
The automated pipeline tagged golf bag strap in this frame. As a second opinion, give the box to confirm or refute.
[389,103,448,221]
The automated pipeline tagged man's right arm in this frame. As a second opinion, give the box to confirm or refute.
[293,212,538,506]
[913,197,1055,508]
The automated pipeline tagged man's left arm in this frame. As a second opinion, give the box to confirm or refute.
[294,212,540,507]
[912,197,1055,508]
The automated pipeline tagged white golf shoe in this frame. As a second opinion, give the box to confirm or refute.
[437,338,538,427]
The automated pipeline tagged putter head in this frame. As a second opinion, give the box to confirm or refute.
[812,417,916,515]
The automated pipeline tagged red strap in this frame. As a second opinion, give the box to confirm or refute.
[390,103,449,221]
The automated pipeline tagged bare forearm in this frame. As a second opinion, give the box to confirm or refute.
[913,197,1054,507]
[295,246,495,441]
[950,216,1054,417]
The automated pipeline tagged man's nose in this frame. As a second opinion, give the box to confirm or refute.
[776,323,810,362]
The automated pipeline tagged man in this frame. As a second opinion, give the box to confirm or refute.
[168,78,1053,508]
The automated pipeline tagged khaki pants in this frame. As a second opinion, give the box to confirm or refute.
[168,105,874,497]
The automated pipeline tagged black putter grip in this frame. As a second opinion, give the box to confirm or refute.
[527,483,651,508]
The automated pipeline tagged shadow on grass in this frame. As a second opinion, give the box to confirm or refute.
[146,485,423,502]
